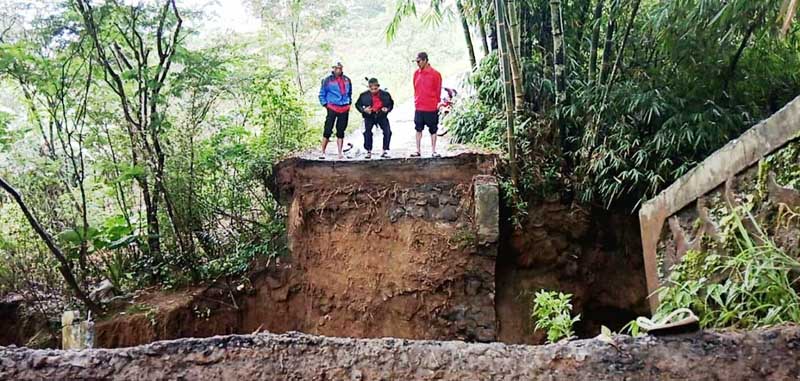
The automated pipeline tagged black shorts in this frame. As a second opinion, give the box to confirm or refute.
[414,110,439,134]
[323,108,349,139]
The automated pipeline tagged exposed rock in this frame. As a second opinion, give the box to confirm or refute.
[3,326,800,380]
[89,280,115,304]
[438,205,459,222]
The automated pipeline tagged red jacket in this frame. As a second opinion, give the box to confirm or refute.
[414,65,442,112]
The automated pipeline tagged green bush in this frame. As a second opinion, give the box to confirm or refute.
[531,290,581,343]
[652,207,800,330]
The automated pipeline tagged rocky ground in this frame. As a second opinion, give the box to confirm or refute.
[2,325,800,380]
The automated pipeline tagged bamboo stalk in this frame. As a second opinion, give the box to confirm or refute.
[457,0,478,69]
[493,0,519,185]
[550,0,567,105]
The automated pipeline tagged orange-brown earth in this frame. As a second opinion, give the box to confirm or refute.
[5,153,649,348]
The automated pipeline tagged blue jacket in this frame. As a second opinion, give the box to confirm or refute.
[318,73,352,107]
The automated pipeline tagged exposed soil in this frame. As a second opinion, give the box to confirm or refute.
[497,201,649,344]
[4,325,800,380]
[93,153,500,347]
[0,294,56,348]
[9,152,650,349]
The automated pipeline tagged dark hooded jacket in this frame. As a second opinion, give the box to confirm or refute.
[355,89,394,118]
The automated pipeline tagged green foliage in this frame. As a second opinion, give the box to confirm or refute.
[765,141,800,189]
[654,207,800,330]
[446,98,505,150]
[531,289,581,343]
[448,228,477,250]
[0,111,12,150]
[447,0,800,211]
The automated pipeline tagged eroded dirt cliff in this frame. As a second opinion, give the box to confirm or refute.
[497,202,650,344]
[89,152,650,348]
[94,153,502,347]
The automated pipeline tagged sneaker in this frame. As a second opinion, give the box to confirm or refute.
[635,308,700,336]
[365,152,372,159]
[381,152,390,158]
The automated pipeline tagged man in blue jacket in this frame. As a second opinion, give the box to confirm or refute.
[318,61,352,159]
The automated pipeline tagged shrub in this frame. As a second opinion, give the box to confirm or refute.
[649,207,800,330]
[531,290,581,343]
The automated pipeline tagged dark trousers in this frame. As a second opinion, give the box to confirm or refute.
[363,116,391,152]
[323,108,349,139]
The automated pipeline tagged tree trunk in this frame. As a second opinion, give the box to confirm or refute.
[494,0,519,185]
[477,8,490,55]
[0,177,100,314]
[588,0,605,81]
[550,0,567,105]
[605,0,641,92]
[723,16,759,92]
[290,21,304,93]
[574,0,593,50]
[505,31,526,113]
[598,0,618,85]
[457,1,477,69]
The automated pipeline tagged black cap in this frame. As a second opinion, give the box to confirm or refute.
[415,52,429,61]
[368,77,379,86]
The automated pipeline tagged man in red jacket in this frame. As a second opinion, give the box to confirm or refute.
[412,52,442,158]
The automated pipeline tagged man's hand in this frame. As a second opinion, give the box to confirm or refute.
[381,107,389,112]
[364,106,373,113]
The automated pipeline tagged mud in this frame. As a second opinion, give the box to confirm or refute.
[268,153,500,341]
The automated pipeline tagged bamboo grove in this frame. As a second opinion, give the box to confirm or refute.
[394,0,800,210]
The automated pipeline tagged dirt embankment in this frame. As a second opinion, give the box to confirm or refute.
[25,151,649,348]
[91,152,649,348]
[4,325,800,380]
[497,202,650,344]
[94,153,501,347]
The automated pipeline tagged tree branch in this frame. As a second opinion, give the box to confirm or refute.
[0,177,99,314]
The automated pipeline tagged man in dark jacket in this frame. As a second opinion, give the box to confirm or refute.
[355,77,394,159]
[318,61,352,159]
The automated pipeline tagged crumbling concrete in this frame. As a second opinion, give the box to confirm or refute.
[61,311,93,349]
[3,325,800,380]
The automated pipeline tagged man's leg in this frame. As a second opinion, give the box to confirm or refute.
[379,117,392,152]
[363,117,374,153]
[429,112,440,156]
[335,111,349,159]
[321,108,335,157]
[413,111,423,156]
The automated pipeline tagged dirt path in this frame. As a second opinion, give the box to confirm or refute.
[303,98,454,161]
[304,74,468,161]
